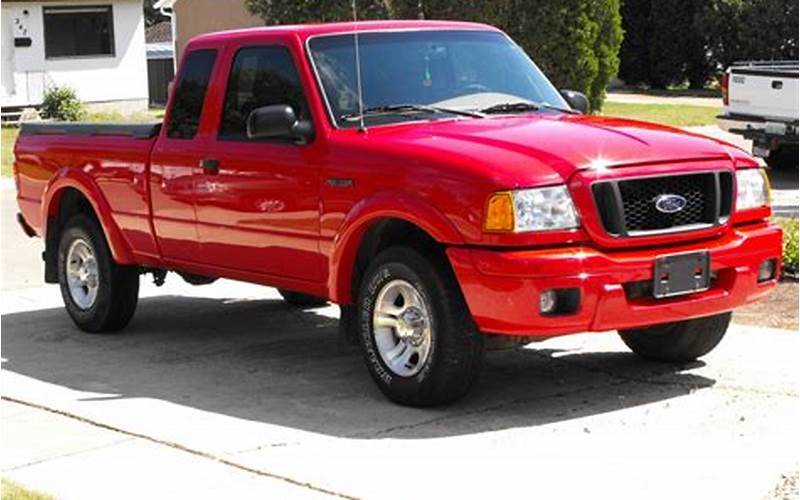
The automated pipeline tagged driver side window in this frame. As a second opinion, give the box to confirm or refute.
[219,45,310,141]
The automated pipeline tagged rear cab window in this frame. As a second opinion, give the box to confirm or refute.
[167,49,218,139]
[219,45,311,141]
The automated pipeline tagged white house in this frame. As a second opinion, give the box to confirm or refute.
[1,0,148,113]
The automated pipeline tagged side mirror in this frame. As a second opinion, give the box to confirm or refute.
[559,90,589,114]
[246,105,314,144]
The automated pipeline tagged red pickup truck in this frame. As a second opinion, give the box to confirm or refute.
[14,21,782,406]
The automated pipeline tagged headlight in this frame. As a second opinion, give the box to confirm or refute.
[736,168,770,210]
[485,185,579,232]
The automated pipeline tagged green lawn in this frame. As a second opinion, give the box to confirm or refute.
[1,479,54,500]
[83,109,164,122]
[601,102,720,127]
[2,127,19,177]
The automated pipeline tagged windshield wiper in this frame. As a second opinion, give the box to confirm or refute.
[341,104,483,123]
[480,101,576,115]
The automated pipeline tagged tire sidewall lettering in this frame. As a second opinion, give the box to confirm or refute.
[360,267,394,386]
[359,264,437,387]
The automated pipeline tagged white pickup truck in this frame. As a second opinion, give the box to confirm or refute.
[718,61,798,169]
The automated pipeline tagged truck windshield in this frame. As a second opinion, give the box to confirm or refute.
[308,30,569,128]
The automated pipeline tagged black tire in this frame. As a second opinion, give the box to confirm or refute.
[57,214,139,333]
[278,289,328,308]
[356,246,484,406]
[766,145,798,170]
[618,312,732,362]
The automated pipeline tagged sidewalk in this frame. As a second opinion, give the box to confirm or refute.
[1,399,336,500]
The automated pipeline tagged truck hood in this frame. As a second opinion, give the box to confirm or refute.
[369,113,739,185]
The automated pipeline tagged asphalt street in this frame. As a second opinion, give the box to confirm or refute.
[1,124,798,499]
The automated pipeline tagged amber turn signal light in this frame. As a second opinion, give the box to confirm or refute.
[484,192,515,232]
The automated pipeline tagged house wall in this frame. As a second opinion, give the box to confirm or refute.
[2,0,148,109]
[173,0,262,63]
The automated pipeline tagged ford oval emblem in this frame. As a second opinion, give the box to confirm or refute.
[654,194,687,214]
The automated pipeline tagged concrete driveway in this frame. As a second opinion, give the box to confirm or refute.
[1,175,798,499]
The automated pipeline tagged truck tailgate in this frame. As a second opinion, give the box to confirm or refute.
[728,64,799,121]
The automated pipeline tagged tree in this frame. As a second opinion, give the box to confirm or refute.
[618,0,798,89]
[244,0,391,23]
[618,0,651,86]
[647,0,701,88]
[700,0,798,69]
[144,0,169,27]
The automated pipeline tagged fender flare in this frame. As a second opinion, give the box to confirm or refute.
[42,168,135,265]
[328,191,464,303]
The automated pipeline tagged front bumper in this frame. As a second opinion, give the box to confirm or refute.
[447,222,782,336]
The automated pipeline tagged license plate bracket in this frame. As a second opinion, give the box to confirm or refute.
[653,251,710,299]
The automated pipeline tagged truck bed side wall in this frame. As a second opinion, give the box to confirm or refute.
[15,133,160,260]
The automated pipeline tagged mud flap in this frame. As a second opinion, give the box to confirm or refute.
[338,304,359,351]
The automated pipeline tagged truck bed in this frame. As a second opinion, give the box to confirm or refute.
[20,121,162,139]
[15,121,161,257]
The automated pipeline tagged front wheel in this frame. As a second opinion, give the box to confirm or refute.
[58,214,139,333]
[618,312,732,362]
[356,246,483,407]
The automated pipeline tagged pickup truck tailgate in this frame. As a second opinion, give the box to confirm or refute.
[728,63,799,121]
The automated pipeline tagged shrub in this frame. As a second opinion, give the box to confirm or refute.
[40,86,85,121]
[246,0,623,112]
[776,218,799,278]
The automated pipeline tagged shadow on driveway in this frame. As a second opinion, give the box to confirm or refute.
[1,295,715,439]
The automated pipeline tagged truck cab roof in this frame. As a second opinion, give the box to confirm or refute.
[187,19,500,46]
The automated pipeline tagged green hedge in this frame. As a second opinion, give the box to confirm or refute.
[245,0,623,111]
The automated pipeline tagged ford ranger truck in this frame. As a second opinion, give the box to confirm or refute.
[14,21,782,406]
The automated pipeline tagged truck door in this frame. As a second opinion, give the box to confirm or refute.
[149,48,218,262]
[195,44,325,283]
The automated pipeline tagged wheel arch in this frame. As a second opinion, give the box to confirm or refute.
[42,171,134,282]
[328,192,464,304]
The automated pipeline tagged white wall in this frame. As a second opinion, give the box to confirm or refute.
[2,0,148,107]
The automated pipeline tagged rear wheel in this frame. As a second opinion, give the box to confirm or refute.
[278,289,328,308]
[58,214,139,333]
[618,312,731,362]
[356,246,483,406]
